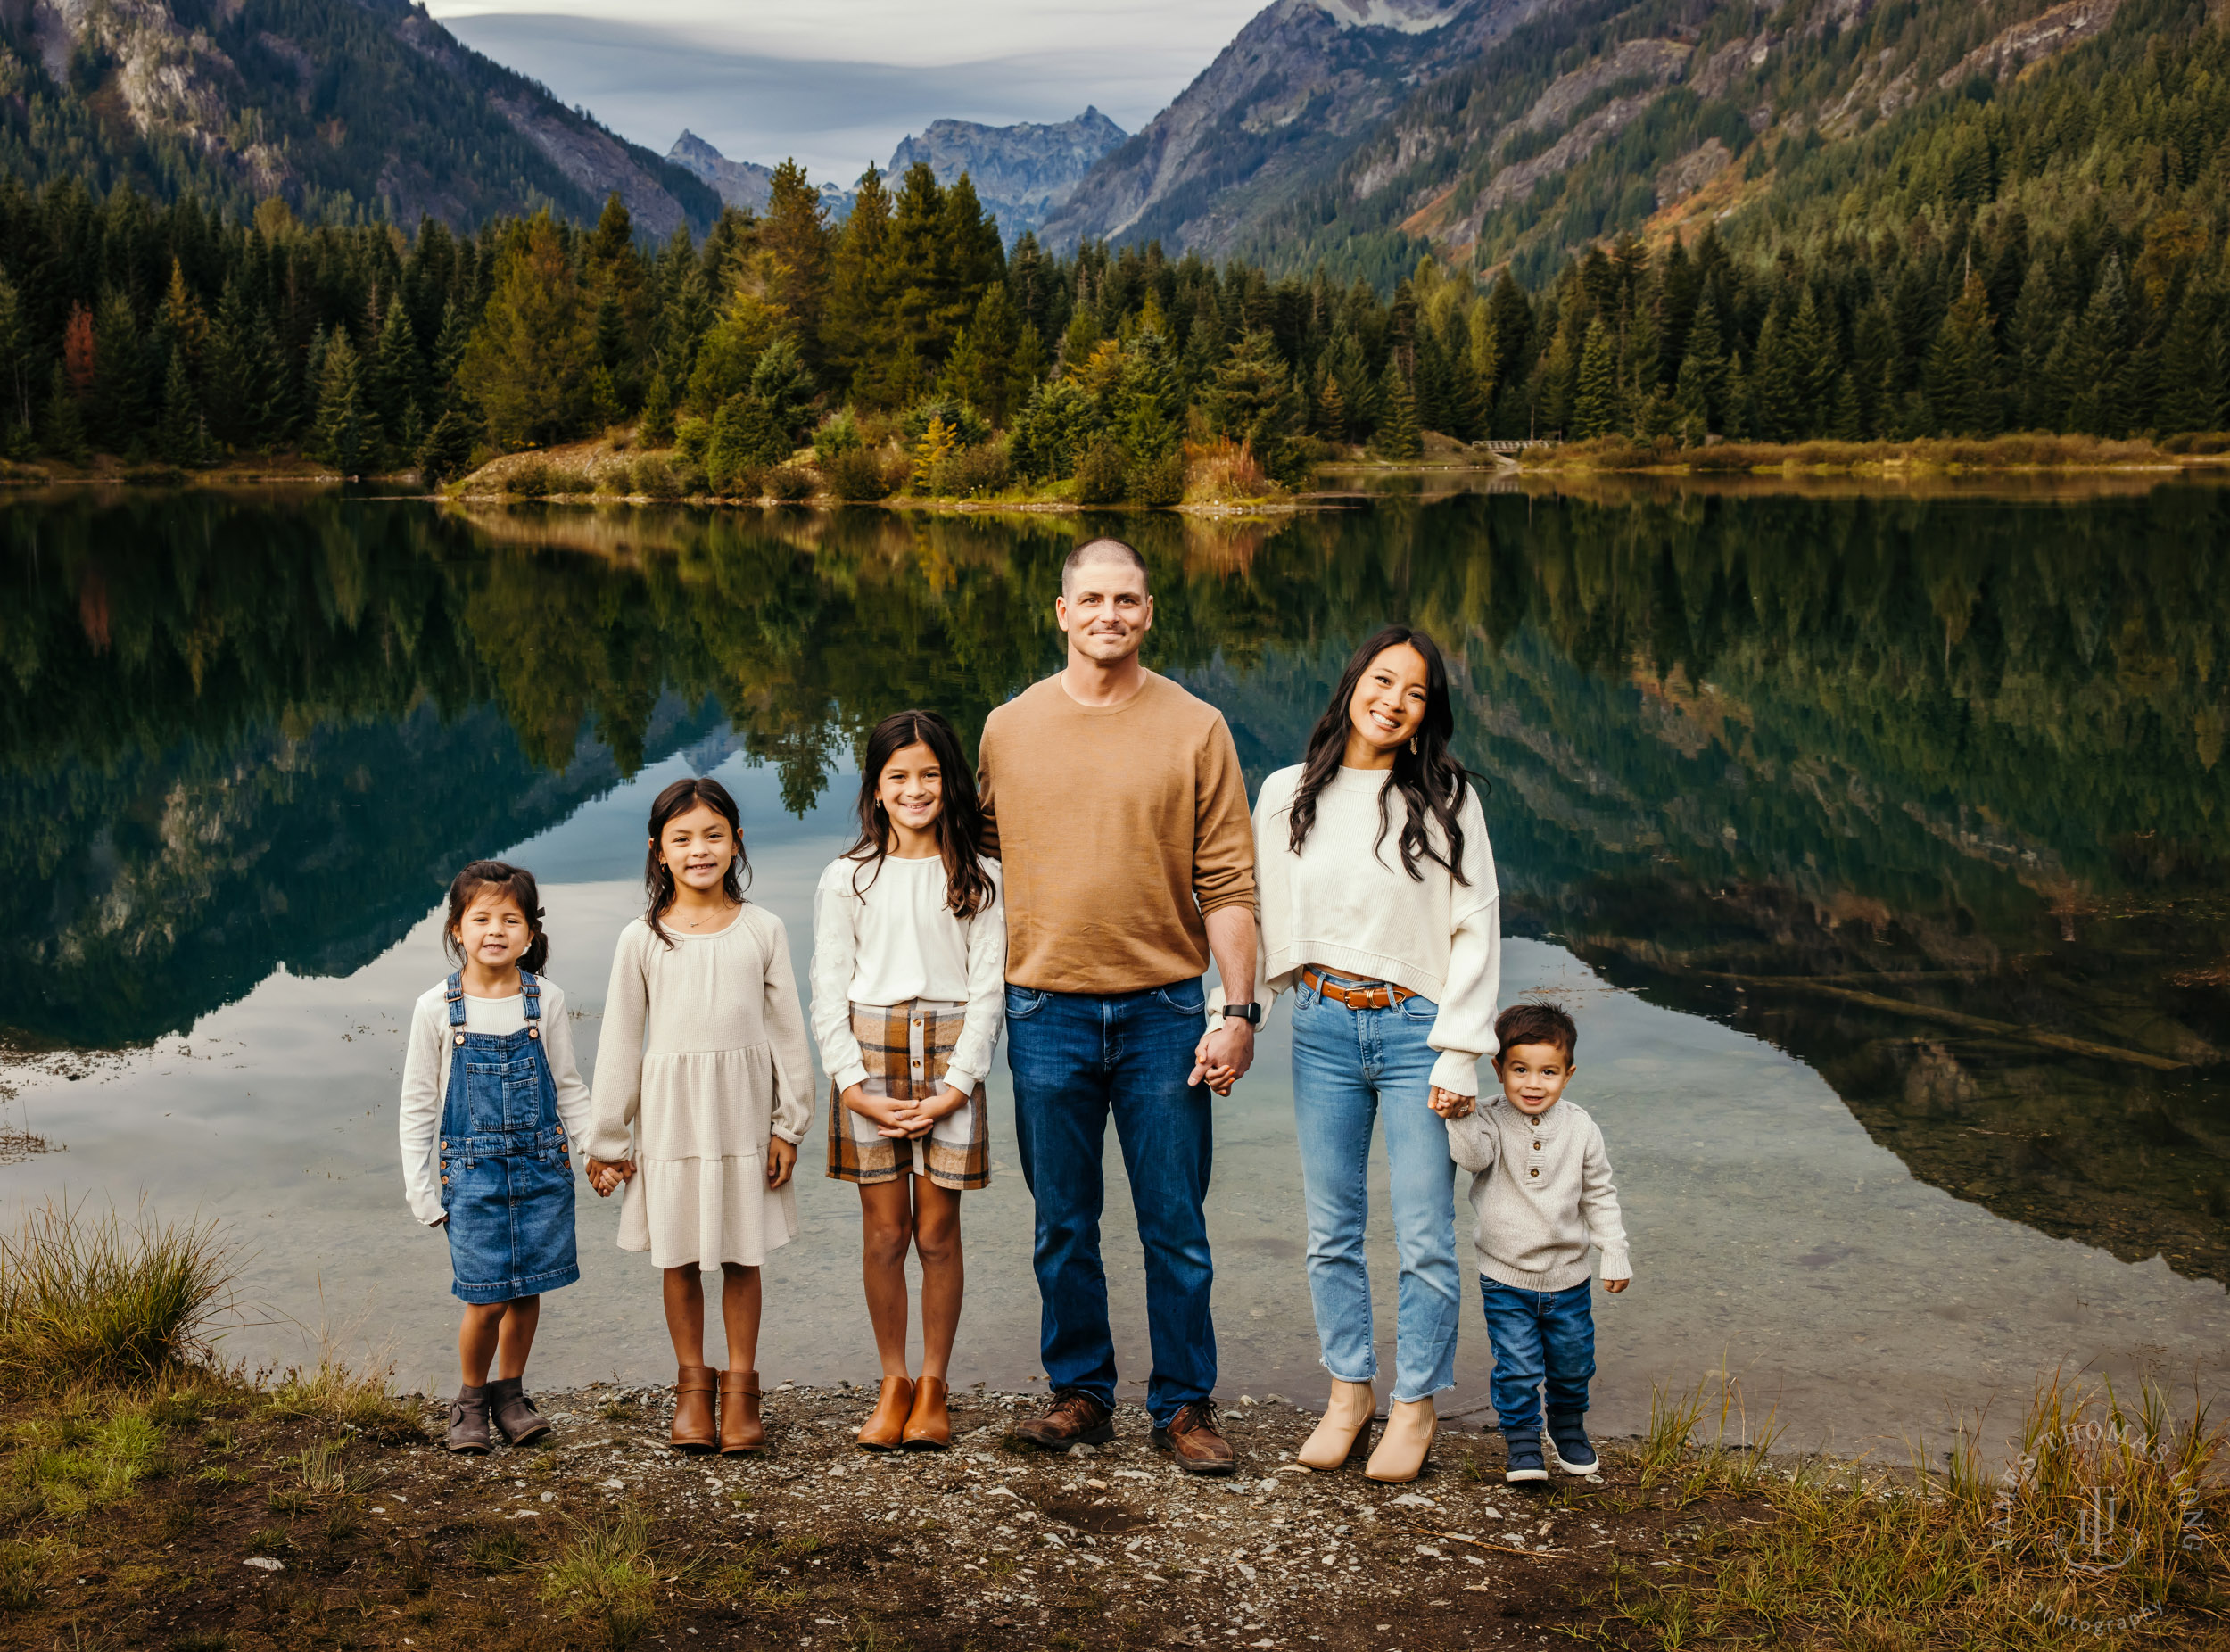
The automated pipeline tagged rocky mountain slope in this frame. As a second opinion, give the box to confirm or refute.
[1045,0,2152,282]
[0,0,719,234]
[665,131,855,219]
[887,107,1127,241]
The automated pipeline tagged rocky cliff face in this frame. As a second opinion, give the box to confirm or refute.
[1046,0,2156,272]
[0,0,718,234]
[665,131,855,219]
[886,107,1127,242]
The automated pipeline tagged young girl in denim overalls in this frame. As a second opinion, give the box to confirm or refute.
[399,860,617,1453]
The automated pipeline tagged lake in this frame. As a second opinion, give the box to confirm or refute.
[2,475,2224,1459]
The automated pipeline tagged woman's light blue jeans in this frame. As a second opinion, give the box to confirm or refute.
[1290,977,1462,1404]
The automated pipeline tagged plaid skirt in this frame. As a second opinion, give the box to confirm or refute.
[825,998,991,1190]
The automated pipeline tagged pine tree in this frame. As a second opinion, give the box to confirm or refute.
[156,349,208,467]
[1572,316,1621,439]
[2065,256,2133,437]
[1374,356,1423,458]
[90,289,147,455]
[1829,371,1864,441]
[311,333,372,475]
[1676,301,1728,434]
[41,362,87,463]
[638,368,676,446]
[457,211,597,447]
[1671,350,1711,444]
[206,282,283,451]
[417,409,477,489]
[367,301,421,450]
[1208,330,1305,479]
[1788,288,1839,438]
[761,161,833,356]
[1316,373,1350,442]
[2154,284,2221,434]
[0,274,28,448]
[1751,311,1803,442]
[1925,269,2002,436]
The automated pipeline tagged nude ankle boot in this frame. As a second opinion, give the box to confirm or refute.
[1297,1379,1376,1471]
[1365,1397,1438,1483]
[856,1376,914,1450]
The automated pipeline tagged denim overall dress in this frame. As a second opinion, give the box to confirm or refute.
[439,971,581,1303]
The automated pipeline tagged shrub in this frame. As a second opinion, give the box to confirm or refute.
[822,446,897,501]
[542,467,593,496]
[673,416,712,466]
[813,409,863,462]
[1073,439,1129,505]
[672,461,709,497]
[1185,438,1270,502]
[508,461,550,498]
[262,1355,424,1441]
[1126,448,1185,506]
[930,439,1012,499]
[764,463,818,501]
[900,397,991,448]
[593,464,630,496]
[0,1202,228,1390]
[631,456,681,499]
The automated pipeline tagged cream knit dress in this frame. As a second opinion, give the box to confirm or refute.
[587,905,815,1268]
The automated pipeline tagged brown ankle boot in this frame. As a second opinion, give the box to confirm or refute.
[856,1376,914,1450]
[902,1375,951,1450]
[719,1370,764,1454]
[671,1365,717,1453]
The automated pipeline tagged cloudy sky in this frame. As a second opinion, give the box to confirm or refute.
[425,0,1274,182]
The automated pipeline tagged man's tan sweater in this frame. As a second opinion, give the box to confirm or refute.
[978,672,1255,994]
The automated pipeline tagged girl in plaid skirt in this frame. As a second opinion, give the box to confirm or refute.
[810,709,1004,1450]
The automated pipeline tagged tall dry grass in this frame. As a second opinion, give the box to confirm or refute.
[1591,1372,2227,1650]
[1185,438,1273,502]
[0,1201,229,1391]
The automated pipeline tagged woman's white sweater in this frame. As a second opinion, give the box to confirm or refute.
[1247,763,1502,1096]
[1445,1096,1631,1291]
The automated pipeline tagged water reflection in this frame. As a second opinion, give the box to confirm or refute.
[0,480,2224,1310]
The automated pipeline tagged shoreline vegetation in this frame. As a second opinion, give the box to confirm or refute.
[7,426,2230,514]
[0,1207,2220,1650]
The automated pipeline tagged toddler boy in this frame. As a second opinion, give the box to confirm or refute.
[1433,1000,1629,1482]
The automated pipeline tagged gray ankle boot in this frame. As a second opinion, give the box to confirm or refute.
[488,1376,551,1446]
[447,1384,491,1455]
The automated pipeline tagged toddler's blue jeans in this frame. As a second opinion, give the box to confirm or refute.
[1479,1276,1595,1434]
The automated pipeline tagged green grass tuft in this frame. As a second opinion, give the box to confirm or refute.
[541,1506,657,1649]
[0,1202,229,1391]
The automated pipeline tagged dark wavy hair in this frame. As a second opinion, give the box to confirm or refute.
[1288,624,1477,882]
[442,859,551,975]
[843,709,995,921]
[643,775,749,947]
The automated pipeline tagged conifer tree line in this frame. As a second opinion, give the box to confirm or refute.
[8,8,2230,502]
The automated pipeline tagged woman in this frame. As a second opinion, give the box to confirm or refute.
[1216,624,1500,1482]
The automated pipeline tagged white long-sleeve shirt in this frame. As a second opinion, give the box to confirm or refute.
[397,979,593,1227]
[1244,763,1502,1096]
[1445,1096,1631,1291]
[810,853,1005,1095]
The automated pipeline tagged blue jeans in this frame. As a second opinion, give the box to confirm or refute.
[1478,1277,1596,1434]
[1290,981,1461,1404]
[1005,980,1216,1425]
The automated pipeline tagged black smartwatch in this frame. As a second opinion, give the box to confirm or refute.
[1221,1002,1262,1026]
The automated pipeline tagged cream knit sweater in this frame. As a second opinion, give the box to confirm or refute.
[1245,764,1501,1096]
[1445,1096,1631,1292]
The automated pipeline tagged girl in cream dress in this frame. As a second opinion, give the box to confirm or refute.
[588,776,814,1455]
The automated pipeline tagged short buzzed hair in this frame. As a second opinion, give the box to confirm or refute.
[1061,537,1148,596]
[1495,1000,1578,1062]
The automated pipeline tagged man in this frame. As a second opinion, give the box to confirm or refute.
[977,537,1259,1474]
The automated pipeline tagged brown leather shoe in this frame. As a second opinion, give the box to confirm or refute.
[901,1375,950,1450]
[1152,1399,1235,1475]
[720,1370,764,1454]
[671,1365,717,1453]
[1011,1389,1114,1452]
[855,1376,914,1450]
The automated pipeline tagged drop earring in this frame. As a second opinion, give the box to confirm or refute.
[1408,736,1418,754]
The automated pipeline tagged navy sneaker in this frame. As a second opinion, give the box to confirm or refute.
[1546,1410,1598,1477]
[1503,1427,1548,1483]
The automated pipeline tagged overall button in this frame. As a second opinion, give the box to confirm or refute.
[454,1033,467,1045]
[527,1027,540,1040]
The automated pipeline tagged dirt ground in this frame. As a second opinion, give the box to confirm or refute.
[2,1380,1765,1651]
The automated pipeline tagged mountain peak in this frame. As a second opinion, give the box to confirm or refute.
[1302,0,1463,31]
[887,110,1129,244]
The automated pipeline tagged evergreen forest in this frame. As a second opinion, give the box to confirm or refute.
[5,2,2230,493]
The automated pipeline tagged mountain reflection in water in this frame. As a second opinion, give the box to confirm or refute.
[2,479,2224,1284]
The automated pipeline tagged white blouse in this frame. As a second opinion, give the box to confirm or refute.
[397,980,593,1227]
[810,853,1006,1096]
[1247,764,1502,1096]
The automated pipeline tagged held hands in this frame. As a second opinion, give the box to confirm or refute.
[1188,1020,1257,1096]
[585,1157,636,1197]
[842,1083,968,1141]
[1426,1086,1474,1119]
